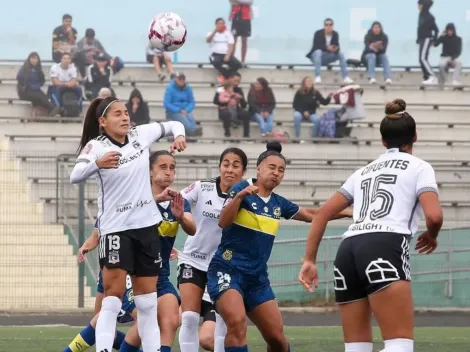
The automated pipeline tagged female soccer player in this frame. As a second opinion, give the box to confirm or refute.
[177,147,248,352]
[70,96,186,352]
[207,141,352,352]
[119,150,196,352]
[299,99,443,352]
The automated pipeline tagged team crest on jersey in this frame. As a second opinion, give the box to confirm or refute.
[163,212,169,219]
[182,265,193,279]
[132,140,141,150]
[129,127,138,137]
[83,142,93,155]
[109,251,120,264]
[222,249,232,261]
[229,191,235,197]
[184,183,196,194]
[273,207,281,217]
[263,206,269,213]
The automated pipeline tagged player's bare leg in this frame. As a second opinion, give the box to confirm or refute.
[159,294,181,348]
[241,37,248,65]
[247,300,288,352]
[368,281,414,351]
[215,289,247,348]
[338,299,373,351]
[199,319,215,351]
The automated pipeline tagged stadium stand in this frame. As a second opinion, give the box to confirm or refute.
[0,62,469,309]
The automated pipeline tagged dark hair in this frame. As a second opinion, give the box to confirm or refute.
[62,52,72,59]
[257,141,286,166]
[149,150,175,169]
[20,52,45,89]
[256,77,269,90]
[62,14,72,21]
[77,97,119,152]
[215,18,225,24]
[219,148,248,170]
[380,99,416,150]
[231,72,241,78]
[324,18,334,25]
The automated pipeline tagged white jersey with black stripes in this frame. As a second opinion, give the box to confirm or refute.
[178,177,227,272]
[340,148,438,238]
[70,122,185,236]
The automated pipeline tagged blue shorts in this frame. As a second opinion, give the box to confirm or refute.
[157,276,181,304]
[207,259,275,312]
[97,271,136,324]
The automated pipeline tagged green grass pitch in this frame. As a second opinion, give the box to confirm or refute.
[0,326,468,351]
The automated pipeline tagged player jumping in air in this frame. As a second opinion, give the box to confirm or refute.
[207,141,352,352]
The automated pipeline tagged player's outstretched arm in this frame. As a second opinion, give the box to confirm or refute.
[293,206,353,222]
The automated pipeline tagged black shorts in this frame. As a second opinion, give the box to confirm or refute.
[231,20,251,37]
[201,300,215,323]
[99,225,161,277]
[146,54,166,66]
[176,264,207,290]
[333,232,411,304]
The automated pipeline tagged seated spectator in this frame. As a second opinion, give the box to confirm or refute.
[48,53,83,116]
[361,22,392,85]
[98,87,113,99]
[126,88,150,126]
[146,42,175,81]
[163,73,202,136]
[75,28,124,78]
[207,18,242,82]
[248,77,275,137]
[52,14,77,63]
[16,52,59,116]
[306,18,353,84]
[435,23,462,86]
[293,77,330,140]
[84,54,115,100]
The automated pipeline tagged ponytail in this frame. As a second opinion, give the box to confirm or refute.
[77,97,119,153]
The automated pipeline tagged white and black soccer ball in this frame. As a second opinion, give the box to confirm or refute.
[148,12,187,52]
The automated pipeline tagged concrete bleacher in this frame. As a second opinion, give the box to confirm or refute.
[0,62,469,309]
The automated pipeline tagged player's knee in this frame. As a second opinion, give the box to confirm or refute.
[380,339,413,352]
[134,292,157,312]
[199,333,214,351]
[345,342,373,352]
[160,313,181,333]
[264,332,287,352]
[181,311,200,329]
[101,296,122,314]
[225,314,246,341]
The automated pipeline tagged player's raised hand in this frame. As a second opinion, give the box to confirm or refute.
[171,192,185,220]
[169,136,186,154]
[238,185,259,198]
[155,187,178,202]
[96,151,121,169]
[170,248,180,261]
[415,231,438,254]
[298,260,319,293]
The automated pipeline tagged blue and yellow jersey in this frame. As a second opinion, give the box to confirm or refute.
[157,199,191,280]
[214,179,299,275]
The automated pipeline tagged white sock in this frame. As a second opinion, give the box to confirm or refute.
[381,338,413,352]
[214,313,227,352]
[134,292,161,352]
[95,296,121,352]
[345,342,373,352]
[179,311,200,352]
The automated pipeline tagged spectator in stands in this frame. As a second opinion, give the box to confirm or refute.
[306,19,353,84]
[214,79,250,138]
[75,28,124,78]
[207,18,242,82]
[16,52,59,116]
[293,77,330,141]
[435,23,463,86]
[417,0,439,85]
[126,88,150,126]
[229,0,253,66]
[146,42,175,81]
[361,22,392,85]
[48,53,83,114]
[248,77,275,137]
[84,54,114,100]
[164,73,202,136]
[52,14,77,63]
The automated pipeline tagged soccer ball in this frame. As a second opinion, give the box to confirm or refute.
[148,12,187,52]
